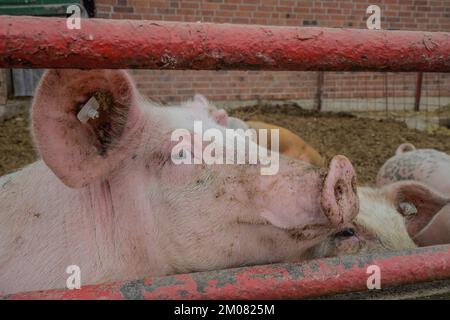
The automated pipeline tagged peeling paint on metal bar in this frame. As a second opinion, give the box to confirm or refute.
[1,16,450,72]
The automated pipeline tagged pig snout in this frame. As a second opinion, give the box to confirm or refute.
[321,155,359,226]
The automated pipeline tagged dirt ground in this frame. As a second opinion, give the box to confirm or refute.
[1,102,450,185]
[0,108,36,177]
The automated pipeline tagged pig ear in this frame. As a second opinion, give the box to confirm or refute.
[395,143,416,155]
[32,69,142,188]
[382,181,450,237]
[193,94,229,127]
[193,94,210,107]
[211,109,228,127]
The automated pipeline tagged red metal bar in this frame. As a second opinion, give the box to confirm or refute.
[3,245,450,300]
[1,16,450,72]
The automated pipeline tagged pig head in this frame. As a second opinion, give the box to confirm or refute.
[0,69,359,294]
[376,144,450,246]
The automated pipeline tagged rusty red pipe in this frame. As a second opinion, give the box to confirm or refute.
[1,16,450,72]
[3,245,450,300]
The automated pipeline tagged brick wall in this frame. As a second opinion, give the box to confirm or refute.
[94,0,450,110]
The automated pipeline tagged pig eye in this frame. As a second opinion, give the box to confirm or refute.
[334,228,356,238]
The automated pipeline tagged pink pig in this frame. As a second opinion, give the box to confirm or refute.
[377,143,450,246]
[0,69,359,294]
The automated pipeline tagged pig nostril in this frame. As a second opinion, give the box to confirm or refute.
[334,180,344,203]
